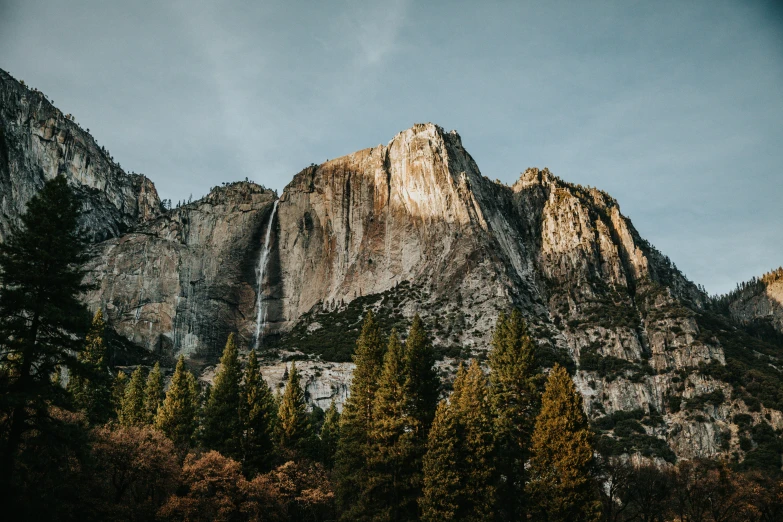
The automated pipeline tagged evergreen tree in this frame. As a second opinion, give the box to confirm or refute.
[240,348,276,474]
[112,371,129,417]
[334,311,386,516]
[527,364,600,522]
[67,309,112,423]
[120,366,147,427]
[201,333,243,458]
[277,362,312,455]
[488,309,539,520]
[143,362,164,424]
[404,314,440,433]
[155,355,198,446]
[319,399,341,469]
[365,330,420,521]
[0,176,92,484]
[421,360,496,521]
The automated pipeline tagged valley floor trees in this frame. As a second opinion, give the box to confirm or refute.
[0,179,780,520]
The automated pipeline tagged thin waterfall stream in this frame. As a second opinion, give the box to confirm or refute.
[254,199,279,349]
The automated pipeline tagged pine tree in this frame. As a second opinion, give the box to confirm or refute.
[527,364,600,522]
[240,348,276,474]
[120,366,147,427]
[112,371,129,417]
[421,361,496,521]
[143,362,164,424]
[404,314,439,433]
[0,176,92,483]
[67,309,112,424]
[277,362,312,455]
[365,330,420,521]
[155,355,198,447]
[319,399,341,469]
[488,309,539,520]
[334,311,386,516]
[201,333,243,458]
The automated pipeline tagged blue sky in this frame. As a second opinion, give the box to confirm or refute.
[1,1,781,294]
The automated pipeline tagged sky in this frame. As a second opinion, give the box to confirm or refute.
[1,1,781,295]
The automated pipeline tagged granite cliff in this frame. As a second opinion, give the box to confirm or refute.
[0,69,160,242]
[2,71,782,466]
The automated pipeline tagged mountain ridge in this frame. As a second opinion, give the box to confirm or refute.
[2,71,783,466]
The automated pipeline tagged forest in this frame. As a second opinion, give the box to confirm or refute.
[1,176,782,521]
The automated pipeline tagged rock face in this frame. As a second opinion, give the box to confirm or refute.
[0,69,160,242]
[83,182,277,362]
[719,268,783,334]
[3,71,781,465]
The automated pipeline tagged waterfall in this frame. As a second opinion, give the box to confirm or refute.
[254,199,279,349]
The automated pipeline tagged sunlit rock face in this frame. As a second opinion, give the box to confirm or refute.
[4,68,780,466]
[0,69,160,242]
[723,269,783,334]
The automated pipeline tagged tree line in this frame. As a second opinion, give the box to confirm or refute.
[1,177,782,521]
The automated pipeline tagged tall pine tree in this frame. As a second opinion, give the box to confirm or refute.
[364,330,421,521]
[527,364,600,522]
[488,309,539,520]
[421,360,496,521]
[0,176,92,484]
[144,362,164,424]
[120,366,147,427]
[155,355,199,447]
[404,314,439,434]
[277,362,312,455]
[334,311,386,517]
[319,399,341,469]
[67,309,112,424]
[201,333,243,458]
[240,348,276,474]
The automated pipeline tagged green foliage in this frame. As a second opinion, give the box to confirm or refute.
[201,334,243,458]
[527,364,601,522]
[684,389,725,411]
[579,344,653,382]
[362,330,421,521]
[403,314,440,432]
[119,366,147,427]
[280,281,419,361]
[277,362,313,455]
[0,176,92,481]
[488,309,540,520]
[421,361,496,521]
[240,348,277,474]
[696,310,783,414]
[155,355,199,446]
[143,362,164,424]
[68,310,112,424]
[319,400,340,469]
[112,371,129,417]
[334,312,386,516]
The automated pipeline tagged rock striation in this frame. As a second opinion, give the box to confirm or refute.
[2,74,781,465]
[0,69,160,242]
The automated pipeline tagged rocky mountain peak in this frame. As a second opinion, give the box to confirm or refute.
[0,68,162,241]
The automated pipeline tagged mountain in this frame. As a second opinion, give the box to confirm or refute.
[0,69,160,242]
[2,69,782,466]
